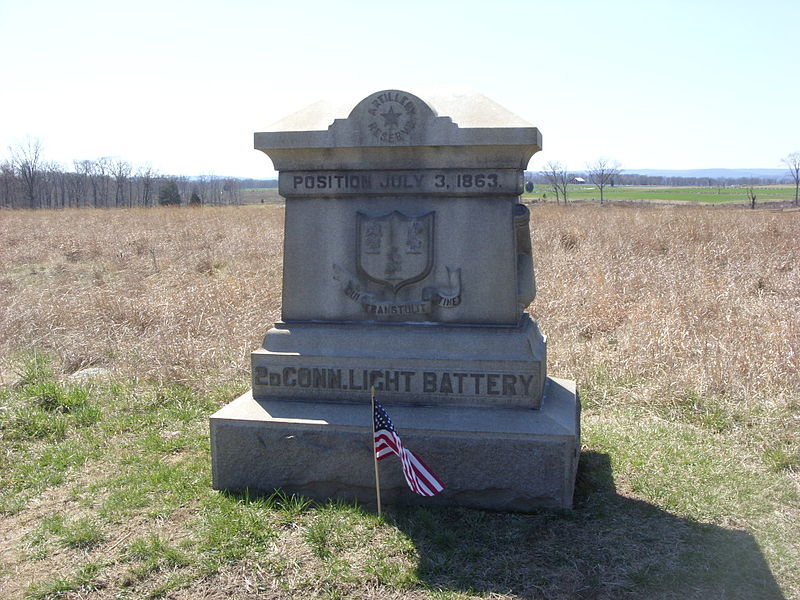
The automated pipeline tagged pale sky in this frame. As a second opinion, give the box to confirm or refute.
[1,0,798,178]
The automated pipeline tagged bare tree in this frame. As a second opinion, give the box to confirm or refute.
[51,166,68,208]
[202,175,224,205]
[111,159,131,208]
[586,158,621,205]
[69,164,88,208]
[136,166,155,207]
[75,157,113,208]
[9,137,44,209]
[41,161,63,209]
[0,161,15,208]
[783,152,800,206]
[1,143,255,209]
[75,160,99,207]
[746,186,757,210]
[96,157,112,208]
[541,161,562,203]
[557,167,570,204]
[223,178,242,204]
[541,161,571,204]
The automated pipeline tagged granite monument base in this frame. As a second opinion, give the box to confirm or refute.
[252,315,547,409]
[210,377,579,511]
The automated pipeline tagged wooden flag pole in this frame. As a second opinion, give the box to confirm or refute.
[371,386,382,517]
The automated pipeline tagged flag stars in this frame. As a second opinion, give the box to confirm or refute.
[374,404,394,432]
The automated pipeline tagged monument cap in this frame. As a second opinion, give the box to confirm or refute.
[255,88,542,170]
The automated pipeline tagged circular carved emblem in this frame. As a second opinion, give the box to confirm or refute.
[365,92,417,144]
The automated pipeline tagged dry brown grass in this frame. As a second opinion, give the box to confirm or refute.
[2,203,796,405]
[3,201,797,481]
[1,202,799,599]
[0,206,284,387]
[532,203,799,402]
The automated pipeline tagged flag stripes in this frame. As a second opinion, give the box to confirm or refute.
[373,398,445,497]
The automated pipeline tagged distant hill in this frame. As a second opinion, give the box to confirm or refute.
[623,168,786,179]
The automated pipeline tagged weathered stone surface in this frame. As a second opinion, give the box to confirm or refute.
[281,195,526,325]
[257,89,540,330]
[210,89,579,511]
[251,317,546,408]
[211,377,579,510]
[255,89,542,171]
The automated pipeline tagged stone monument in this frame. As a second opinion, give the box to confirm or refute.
[210,89,580,510]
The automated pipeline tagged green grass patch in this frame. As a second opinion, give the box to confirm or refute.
[524,184,798,204]
[25,380,90,413]
[763,444,800,473]
[26,562,104,600]
[12,350,56,387]
[197,491,279,565]
[125,534,192,585]
[0,355,105,513]
[2,350,797,599]
[60,516,106,549]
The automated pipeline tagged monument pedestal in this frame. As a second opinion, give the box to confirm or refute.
[252,315,546,409]
[209,89,580,511]
[210,377,579,511]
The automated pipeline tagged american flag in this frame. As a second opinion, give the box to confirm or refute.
[373,398,445,497]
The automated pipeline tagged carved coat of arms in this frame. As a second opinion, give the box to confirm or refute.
[333,209,460,318]
[356,211,434,294]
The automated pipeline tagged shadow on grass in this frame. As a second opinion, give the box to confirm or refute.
[387,451,785,600]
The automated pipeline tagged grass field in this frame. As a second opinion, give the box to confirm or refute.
[240,188,282,204]
[524,184,799,205]
[242,184,800,206]
[1,204,798,599]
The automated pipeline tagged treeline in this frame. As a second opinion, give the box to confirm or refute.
[614,173,782,187]
[525,171,782,187]
[238,178,278,189]
[0,163,245,209]
[1,140,247,209]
